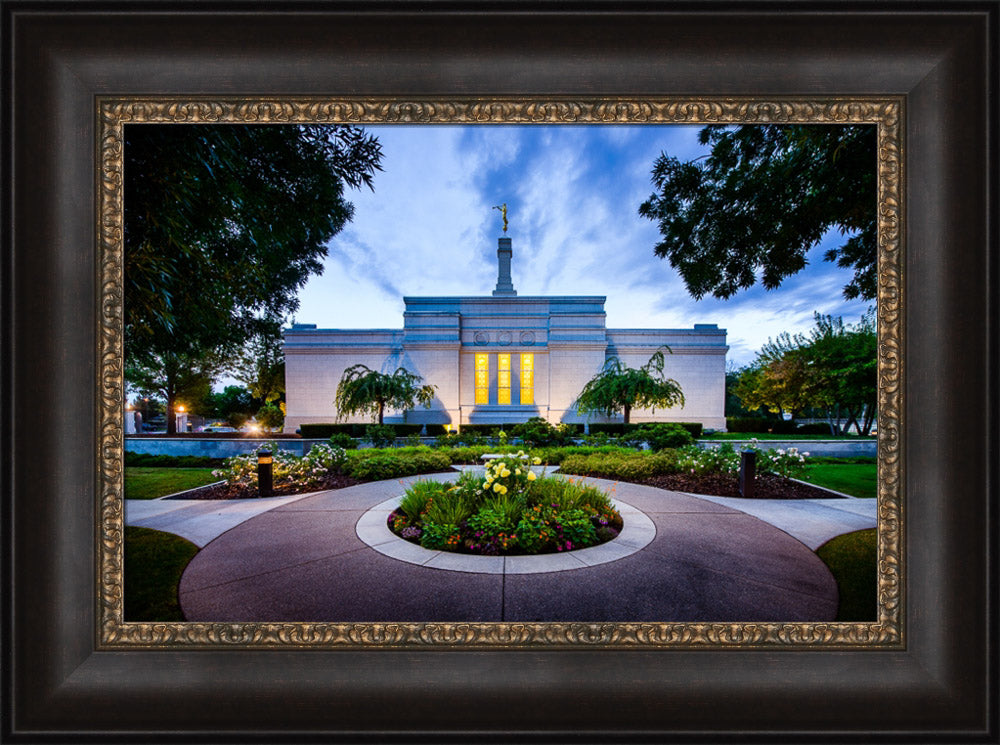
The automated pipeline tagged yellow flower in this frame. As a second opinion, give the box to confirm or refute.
[527,472,537,481]
[498,485,507,494]
[500,468,511,478]
[493,483,503,492]
[532,457,541,465]
[515,468,522,475]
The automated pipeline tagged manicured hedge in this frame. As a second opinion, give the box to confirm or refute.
[124,452,226,468]
[726,417,798,434]
[587,422,703,438]
[559,451,681,480]
[299,423,448,438]
[343,447,452,480]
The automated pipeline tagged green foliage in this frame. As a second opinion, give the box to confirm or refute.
[510,417,572,447]
[215,442,348,488]
[343,449,452,480]
[300,423,368,438]
[327,432,358,450]
[726,417,794,434]
[124,452,225,468]
[559,451,681,481]
[575,349,684,424]
[124,527,199,621]
[365,424,397,448]
[335,363,437,425]
[391,459,619,556]
[639,124,876,301]
[733,312,877,435]
[434,432,486,447]
[628,422,695,450]
[255,402,285,432]
[396,480,448,521]
[125,125,382,433]
[206,385,257,429]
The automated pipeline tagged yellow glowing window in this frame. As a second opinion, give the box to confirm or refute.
[520,353,534,405]
[498,354,511,405]
[475,354,489,405]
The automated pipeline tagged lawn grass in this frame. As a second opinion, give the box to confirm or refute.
[816,529,877,621]
[124,467,220,500]
[799,463,877,499]
[124,526,199,621]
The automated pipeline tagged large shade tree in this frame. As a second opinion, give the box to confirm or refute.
[335,365,437,425]
[575,349,685,424]
[639,124,877,301]
[734,312,876,434]
[124,124,382,433]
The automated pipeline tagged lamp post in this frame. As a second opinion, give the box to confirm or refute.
[257,450,273,498]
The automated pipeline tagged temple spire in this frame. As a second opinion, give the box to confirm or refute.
[492,235,516,296]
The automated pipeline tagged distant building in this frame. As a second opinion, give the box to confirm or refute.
[283,236,727,432]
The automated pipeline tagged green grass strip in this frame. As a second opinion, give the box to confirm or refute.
[816,529,877,621]
[799,463,877,499]
[124,527,199,621]
[124,467,220,500]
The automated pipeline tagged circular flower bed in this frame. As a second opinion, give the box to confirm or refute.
[387,453,623,556]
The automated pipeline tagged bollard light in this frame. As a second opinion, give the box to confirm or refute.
[257,449,273,498]
[738,450,757,499]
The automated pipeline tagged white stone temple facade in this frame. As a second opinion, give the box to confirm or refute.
[283,237,728,432]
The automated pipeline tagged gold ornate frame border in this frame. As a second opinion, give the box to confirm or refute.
[97,97,903,648]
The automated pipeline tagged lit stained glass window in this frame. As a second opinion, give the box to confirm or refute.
[497,354,511,405]
[475,354,489,404]
[520,353,534,405]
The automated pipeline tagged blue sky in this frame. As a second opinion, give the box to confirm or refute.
[293,125,872,367]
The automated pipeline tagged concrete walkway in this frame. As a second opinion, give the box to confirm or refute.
[134,474,879,623]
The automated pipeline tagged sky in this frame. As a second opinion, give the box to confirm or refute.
[292,124,873,368]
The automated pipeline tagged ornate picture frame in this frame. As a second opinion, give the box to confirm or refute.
[4,3,994,741]
[100,96,903,649]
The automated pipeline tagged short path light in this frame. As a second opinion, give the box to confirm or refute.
[257,449,273,498]
[739,450,757,499]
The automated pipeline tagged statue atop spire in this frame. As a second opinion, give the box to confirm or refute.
[493,203,508,234]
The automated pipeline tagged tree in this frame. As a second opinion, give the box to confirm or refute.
[234,321,286,406]
[334,365,437,425]
[575,349,685,424]
[638,125,877,301]
[125,351,219,434]
[733,312,877,434]
[124,124,382,432]
[207,385,258,430]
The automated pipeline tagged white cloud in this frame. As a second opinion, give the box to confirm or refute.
[293,125,872,370]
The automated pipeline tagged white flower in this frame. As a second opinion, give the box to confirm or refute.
[803,452,811,457]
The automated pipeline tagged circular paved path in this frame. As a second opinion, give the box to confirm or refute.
[178,473,839,622]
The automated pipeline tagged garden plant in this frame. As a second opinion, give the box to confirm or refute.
[388,452,623,556]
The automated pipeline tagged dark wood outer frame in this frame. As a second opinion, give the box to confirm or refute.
[2,2,995,742]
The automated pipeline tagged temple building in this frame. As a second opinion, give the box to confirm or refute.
[283,235,728,432]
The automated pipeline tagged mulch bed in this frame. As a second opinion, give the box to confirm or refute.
[639,471,843,500]
[167,470,839,501]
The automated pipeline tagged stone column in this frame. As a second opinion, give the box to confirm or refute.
[492,236,517,296]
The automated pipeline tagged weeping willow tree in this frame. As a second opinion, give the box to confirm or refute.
[334,364,437,424]
[575,349,685,424]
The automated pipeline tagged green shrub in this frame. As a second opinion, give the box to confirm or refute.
[510,417,573,447]
[419,521,462,550]
[365,424,397,448]
[327,432,358,450]
[725,417,799,434]
[628,422,695,450]
[344,449,452,480]
[299,423,368,438]
[124,452,225,468]
[559,451,680,480]
[397,480,448,521]
[214,442,348,488]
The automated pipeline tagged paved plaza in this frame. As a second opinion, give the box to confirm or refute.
[126,472,877,623]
